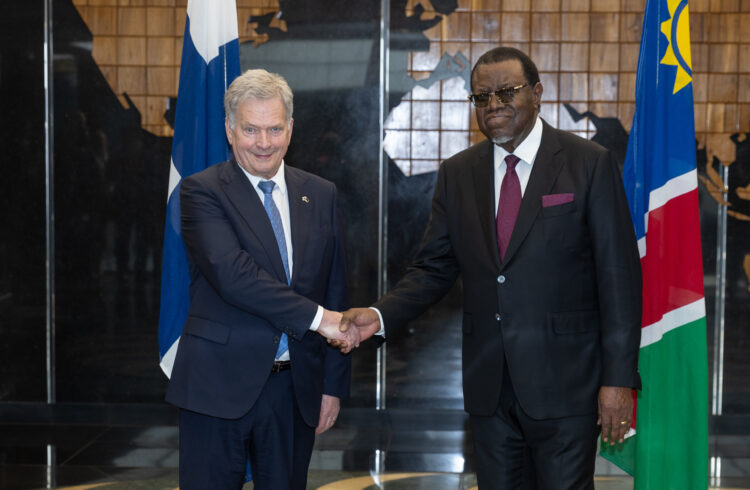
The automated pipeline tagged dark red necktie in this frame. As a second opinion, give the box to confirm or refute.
[496,154,521,260]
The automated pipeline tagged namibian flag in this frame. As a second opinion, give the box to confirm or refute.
[600,0,709,486]
[158,0,241,377]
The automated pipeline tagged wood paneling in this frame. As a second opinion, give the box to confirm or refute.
[69,0,750,164]
[561,13,590,41]
[533,0,561,12]
[560,43,589,71]
[532,43,561,71]
[502,13,531,41]
[532,13,561,40]
[590,43,619,72]
[117,7,146,35]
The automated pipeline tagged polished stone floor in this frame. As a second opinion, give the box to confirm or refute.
[2,404,750,489]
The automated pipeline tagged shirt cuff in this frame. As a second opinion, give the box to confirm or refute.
[308,305,324,331]
[369,307,386,337]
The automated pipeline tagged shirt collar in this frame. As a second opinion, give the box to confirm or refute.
[494,116,543,168]
[238,160,288,195]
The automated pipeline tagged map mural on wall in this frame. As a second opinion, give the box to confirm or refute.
[70,0,750,295]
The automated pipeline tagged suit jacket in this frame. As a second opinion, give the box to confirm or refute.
[166,160,350,426]
[375,121,642,419]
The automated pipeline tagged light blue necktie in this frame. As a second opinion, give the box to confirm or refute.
[258,180,289,358]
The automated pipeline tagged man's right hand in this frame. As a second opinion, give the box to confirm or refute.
[339,308,381,343]
[318,309,360,353]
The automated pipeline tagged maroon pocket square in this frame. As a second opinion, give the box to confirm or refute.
[542,193,574,207]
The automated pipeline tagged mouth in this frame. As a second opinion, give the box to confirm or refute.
[485,108,513,119]
[484,112,513,126]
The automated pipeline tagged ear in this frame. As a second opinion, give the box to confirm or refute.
[225,118,233,145]
[532,82,543,110]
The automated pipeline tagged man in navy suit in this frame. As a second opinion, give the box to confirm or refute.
[166,69,359,489]
[340,47,642,488]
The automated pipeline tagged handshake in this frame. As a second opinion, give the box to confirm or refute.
[317,308,382,354]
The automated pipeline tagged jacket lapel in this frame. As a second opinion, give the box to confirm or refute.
[285,166,310,287]
[501,121,565,267]
[220,160,289,283]
[471,140,502,270]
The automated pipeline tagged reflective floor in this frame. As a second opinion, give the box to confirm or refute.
[2,404,750,489]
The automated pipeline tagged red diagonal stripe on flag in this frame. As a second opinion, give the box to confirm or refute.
[640,188,704,328]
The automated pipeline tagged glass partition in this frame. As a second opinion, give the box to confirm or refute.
[0,2,48,402]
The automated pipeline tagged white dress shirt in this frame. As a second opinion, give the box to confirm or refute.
[242,161,294,274]
[238,161,324,360]
[373,116,546,337]
[493,116,544,213]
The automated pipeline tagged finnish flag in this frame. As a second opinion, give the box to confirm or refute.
[158,0,241,377]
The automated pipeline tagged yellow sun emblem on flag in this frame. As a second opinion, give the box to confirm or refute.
[660,0,693,93]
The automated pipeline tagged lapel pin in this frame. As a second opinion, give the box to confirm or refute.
[302,196,310,203]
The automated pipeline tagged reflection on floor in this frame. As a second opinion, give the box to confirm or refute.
[2,406,750,489]
[11,472,630,490]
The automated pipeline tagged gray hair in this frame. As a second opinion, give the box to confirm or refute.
[224,69,294,128]
[470,47,540,91]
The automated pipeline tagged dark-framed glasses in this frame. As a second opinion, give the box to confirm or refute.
[468,83,529,107]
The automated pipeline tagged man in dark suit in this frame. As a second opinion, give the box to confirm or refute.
[166,69,358,490]
[341,47,642,488]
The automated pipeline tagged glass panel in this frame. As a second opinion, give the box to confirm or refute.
[385,1,467,410]
[50,0,384,405]
[718,156,750,415]
[0,3,47,402]
[53,0,171,402]
[239,2,383,406]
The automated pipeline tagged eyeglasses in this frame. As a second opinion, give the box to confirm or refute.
[467,83,530,107]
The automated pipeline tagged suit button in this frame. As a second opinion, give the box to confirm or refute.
[497,275,506,284]
[495,314,501,321]
[273,336,280,344]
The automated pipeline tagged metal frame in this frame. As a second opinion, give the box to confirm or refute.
[43,0,57,486]
[376,0,391,413]
[710,164,729,483]
[373,0,391,476]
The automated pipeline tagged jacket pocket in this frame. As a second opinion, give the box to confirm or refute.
[183,316,231,344]
[549,310,599,334]
[539,200,577,218]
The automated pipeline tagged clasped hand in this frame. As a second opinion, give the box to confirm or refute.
[317,308,382,353]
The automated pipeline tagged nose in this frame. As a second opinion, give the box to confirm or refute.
[487,93,505,109]
[257,130,271,148]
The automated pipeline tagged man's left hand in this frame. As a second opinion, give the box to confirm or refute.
[598,386,633,445]
[315,394,340,435]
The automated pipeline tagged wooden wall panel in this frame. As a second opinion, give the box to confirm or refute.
[69,0,750,169]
